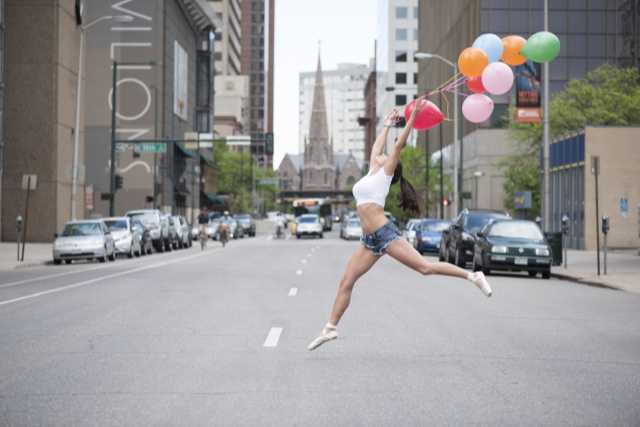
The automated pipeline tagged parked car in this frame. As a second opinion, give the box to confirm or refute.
[126,209,167,253]
[131,218,153,255]
[404,218,423,248]
[296,214,323,239]
[172,215,191,248]
[53,220,116,264]
[339,211,358,238]
[415,219,450,254]
[162,214,178,250]
[191,224,200,240]
[104,216,142,258]
[473,219,552,279]
[234,213,256,237]
[440,209,511,267]
[342,217,363,240]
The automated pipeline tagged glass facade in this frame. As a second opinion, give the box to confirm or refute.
[479,0,635,95]
[0,0,4,177]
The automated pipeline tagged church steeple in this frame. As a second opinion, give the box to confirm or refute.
[307,48,330,165]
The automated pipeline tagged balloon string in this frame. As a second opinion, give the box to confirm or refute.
[441,76,466,92]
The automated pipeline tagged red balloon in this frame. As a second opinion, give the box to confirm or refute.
[404,99,444,131]
[467,76,485,94]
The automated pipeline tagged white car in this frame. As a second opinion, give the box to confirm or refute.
[404,218,422,248]
[104,216,142,258]
[53,220,116,264]
[296,214,323,239]
[342,218,363,240]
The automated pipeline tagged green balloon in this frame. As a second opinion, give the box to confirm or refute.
[521,31,560,63]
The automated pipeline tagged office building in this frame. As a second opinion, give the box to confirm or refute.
[241,0,274,168]
[207,0,242,75]
[83,0,215,222]
[298,63,369,163]
[376,0,419,146]
[1,0,82,241]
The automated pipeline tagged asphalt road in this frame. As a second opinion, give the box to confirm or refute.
[1,231,639,426]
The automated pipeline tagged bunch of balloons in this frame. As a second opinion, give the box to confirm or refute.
[404,30,560,129]
[458,31,560,123]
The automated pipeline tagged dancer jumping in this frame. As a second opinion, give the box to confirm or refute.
[307,98,492,351]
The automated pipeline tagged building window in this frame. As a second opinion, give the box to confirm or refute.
[396,6,408,19]
[395,94,407,106]
[396,28,407,41]
[414,73,418,85]
[395,51,407,62]
[396,73,407,84]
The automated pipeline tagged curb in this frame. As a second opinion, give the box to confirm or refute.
[551,271,621,291]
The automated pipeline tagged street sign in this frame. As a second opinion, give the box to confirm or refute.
[461,191,472,200]
[514,191,532,209]
[259,178,279,186]
[85,184,94,211]
[21,174,37,190]
[135,143,166,153]
[100,193,113,201]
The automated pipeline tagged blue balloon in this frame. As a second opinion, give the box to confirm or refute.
[472,33,504,63]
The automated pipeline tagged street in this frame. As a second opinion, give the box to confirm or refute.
[1,231,639,426]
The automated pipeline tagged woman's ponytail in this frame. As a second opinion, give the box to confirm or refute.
[391,163,421,215]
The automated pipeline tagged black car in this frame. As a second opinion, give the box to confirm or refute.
[472,219,552,279]
[440,209,511,267]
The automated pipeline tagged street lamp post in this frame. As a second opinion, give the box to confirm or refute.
[71,15,132,220]
[543,0,551,231]
[414,52,462,215]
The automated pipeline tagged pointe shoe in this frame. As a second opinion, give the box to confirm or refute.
[307,325,338,351]
[469,272,493,297]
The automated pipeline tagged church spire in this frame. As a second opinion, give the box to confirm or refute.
[307,47,330,165]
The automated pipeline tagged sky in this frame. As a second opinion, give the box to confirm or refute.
[272,0,378,168]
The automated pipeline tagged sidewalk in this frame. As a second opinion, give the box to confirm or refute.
[552,249,640,294]
[0,242,52,271]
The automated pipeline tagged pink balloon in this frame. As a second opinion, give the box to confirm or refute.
[462,94,494,123]
[481,62,514,95]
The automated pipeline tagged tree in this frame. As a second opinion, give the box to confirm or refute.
[503,65,640,213]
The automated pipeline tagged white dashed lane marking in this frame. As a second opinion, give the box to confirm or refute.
[288,287,298,296]
[296,269,303,276]
[263,327,283,347]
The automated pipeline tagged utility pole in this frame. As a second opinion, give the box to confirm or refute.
[109,61,118,217]
[542,0,551,230]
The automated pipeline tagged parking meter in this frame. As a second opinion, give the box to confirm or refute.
[560,215,570,268]
[16,215,23,261]
[561,215,570,235]
[602,216,610,275]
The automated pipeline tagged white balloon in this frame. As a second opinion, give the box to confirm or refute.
[481,62,514,95]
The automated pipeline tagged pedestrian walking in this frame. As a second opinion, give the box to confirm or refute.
[308,99,493,351]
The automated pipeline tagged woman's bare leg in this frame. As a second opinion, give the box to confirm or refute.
[328,245,380,325]
[385,238,469,279]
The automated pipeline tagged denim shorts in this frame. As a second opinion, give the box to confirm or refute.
[360,221,401,256]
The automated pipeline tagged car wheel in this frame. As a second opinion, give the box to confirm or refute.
[454,246,465,268]
[319,233,324,239]
[528,271,537,278]
[108,251,116,262]
[165,241,172,252]
[98,256,106,263]
[54,259,62,265]
[64,259,72,265]
[542,270,551,280]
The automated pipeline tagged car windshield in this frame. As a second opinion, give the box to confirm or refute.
[61,223,103,237]
[129,213,157,225]
[104,219,128,230]
[348,219,361,227]
[235,214,250,220]
[489,221,544,240]
[465,213,509,232]
[422,221,449,232]
[299,216,317,223]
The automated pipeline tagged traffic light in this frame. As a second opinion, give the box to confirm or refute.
[265,132,274,155]
[442,198,450,207]
[115,174,124,190]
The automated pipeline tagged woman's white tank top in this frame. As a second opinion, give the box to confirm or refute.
[352,167,393,208]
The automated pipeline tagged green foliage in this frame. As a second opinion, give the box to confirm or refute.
[503,65,640,213]
[212,143,276,213]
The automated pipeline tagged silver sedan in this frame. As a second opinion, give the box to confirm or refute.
[53,220,116,264]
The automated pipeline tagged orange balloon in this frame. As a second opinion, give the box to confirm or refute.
[501,35,527,66]
[458,47,489,78]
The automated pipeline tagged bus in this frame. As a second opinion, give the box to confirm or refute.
[293,198,333,231]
